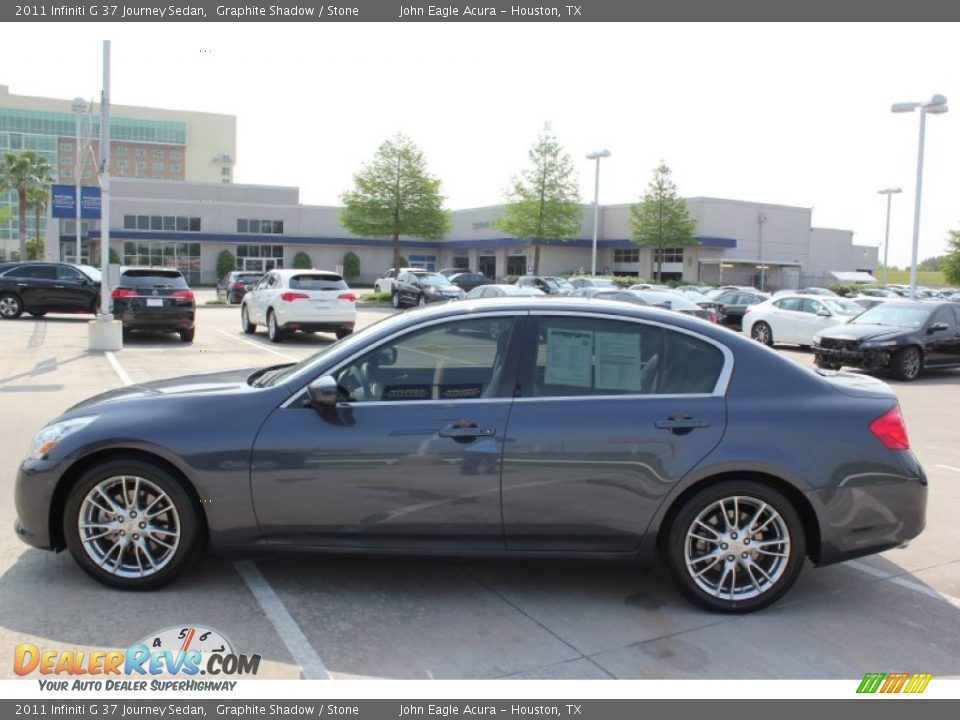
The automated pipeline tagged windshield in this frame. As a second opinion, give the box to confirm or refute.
[850,304,930,328]
[822,299,864,316]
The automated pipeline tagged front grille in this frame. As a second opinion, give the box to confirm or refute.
[819,338,859,351]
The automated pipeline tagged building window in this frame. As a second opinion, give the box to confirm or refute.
[408,255,437,271]
[163,216,175,231]
[170,150,182,160]
[135,160,146,170]
[61,156,72,165]
[150,216,162,230]
[152,162,164,171]
[122,240,201,285]
[237,219,283,234]
[135,148,146,157]
[189,217,200,231]
[236,244,284,272]
[614,248,640,263]
[221,167,231,176]
[117,159,127,169]
[153,174,164,180]
[237,219,248,233]
[170,163,181,172]
[154,149,164,158]
[60,169,72,179]
[60,142,72,152]
[124,215,136,229]
[653,247,684,263]
[117,146,128,156]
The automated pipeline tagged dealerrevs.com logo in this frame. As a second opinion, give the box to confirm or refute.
[857,672,933,694]
[14,625,260,691]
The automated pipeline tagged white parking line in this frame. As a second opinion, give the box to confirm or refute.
[216,330,299,361]
[935,464,960,473]
[234,560,331,680]
[846,560,960,610]
[105,351,133,387]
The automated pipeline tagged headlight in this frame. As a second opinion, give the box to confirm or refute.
[861,340,899,348]
[425,286,439,294]
[27,416,98,460]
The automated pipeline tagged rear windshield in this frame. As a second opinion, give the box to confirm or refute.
[289,274,348,291]
[120,270,188,289]
[235,274,262,283]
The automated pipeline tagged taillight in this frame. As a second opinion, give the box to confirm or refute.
[338,293,357,302]
[280,292,309,302]
[231,283,244,290]
[709,313,717,323]
[111,288,136,299]
[172,290,194,300]
[869,406,910,450]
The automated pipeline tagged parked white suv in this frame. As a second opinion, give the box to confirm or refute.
[241,269,357,343]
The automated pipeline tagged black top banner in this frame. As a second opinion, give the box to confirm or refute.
[4,0,959,22]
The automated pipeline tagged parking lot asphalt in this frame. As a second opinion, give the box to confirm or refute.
[1,306,959,680]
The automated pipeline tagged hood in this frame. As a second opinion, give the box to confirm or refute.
[816,323,907,342]
[64,367,261,415]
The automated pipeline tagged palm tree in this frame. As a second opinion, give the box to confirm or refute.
[0,150,53,260]
[26,185,48,260]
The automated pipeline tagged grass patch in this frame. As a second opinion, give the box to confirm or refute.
[882,270,947,287]
[360,292,393,302]
[205,299,227,305]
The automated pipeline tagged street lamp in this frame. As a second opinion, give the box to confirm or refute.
[586,149,610,276]
[71,97,89,264]
[877,188,902,287]
[757,213,767,291]
[892,94,948,299]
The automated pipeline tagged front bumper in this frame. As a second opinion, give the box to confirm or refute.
[14,458,62,551]
[814,346,892,370]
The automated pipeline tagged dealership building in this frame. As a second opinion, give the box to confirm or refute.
[43,177,878,290]
[4,84,876,288]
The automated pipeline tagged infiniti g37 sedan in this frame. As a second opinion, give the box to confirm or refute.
[14,299,926,613]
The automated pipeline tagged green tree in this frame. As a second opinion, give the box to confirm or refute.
[26,185,48,260]
[216,249,236,280]
[340,134,450,269]
[342,251,360,280]
[918,255,944,272]
[494,124,581,276]
[0,150,53,260]
[942,230,960,286]
[109,247,120,264]
[293,251,312,269]
[630,162,699,282]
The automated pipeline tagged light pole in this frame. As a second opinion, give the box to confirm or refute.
[71,97,88,264]
[877,188,902,287]
[892,94,948,299]
[757,213,767,291]
[586,149,610,276]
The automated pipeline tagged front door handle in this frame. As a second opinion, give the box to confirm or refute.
[439,421,496,441]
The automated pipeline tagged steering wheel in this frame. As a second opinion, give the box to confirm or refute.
[338,365,372,401]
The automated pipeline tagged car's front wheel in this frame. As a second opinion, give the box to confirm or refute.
[241,305,256,334]
[664,480,805,613]
[417,294,427,307]
[750,321,773,346]
[0,293,23,319]
[891,346,922,381]
[63,458,201,590]
[391,291,401,309]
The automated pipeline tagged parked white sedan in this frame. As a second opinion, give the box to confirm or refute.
[742,294,863,347]
[241,269,357,343]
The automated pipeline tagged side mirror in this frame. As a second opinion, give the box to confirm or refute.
[816,308,831,317]
[306,375,338,407]
[928,322,949,334]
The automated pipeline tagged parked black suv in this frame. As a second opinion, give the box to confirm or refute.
[0,262,101,319]
[112,267,196,342]
[813,301,960,381]
[217,271,263,304]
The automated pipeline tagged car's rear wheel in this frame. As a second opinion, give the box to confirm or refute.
[179,328,195,343]
[267,310,284,343]
[241,305,256,334]
[336,327,353,340]
[891,346,922,381]
[63,458,201,590]
[391,292,401,309]
[0,293,23,319]
[751,321,773,346]
[28,311,47,318]
[664,480,805,613]
[417,295,427,307]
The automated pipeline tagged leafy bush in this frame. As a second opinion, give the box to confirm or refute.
[504,275,518,284]
[293,251,312,269]
[829,284,862,297]
[109,247,120,264]
[343,251,361,279]
[397,256,409,268]
[360,292,392,302]
[216,250,236,280]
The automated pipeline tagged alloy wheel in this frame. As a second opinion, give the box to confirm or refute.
[751,322,772,346]
[0,294,22,319]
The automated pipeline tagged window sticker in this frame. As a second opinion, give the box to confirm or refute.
[544,328,593,388]
[595,331,643,392]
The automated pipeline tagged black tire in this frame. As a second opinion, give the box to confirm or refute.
[0,293,23,319]
[891,346,922,381]
[391,291,401,309]
[664,480,806,613]
[179,328,195,343]
[241,305,256,334]
[28,311,47,318]
[417,294,427,307]
[750,321,773,346]
[336,327,353,340]
[267,310,284,343]
[63,457,201,590]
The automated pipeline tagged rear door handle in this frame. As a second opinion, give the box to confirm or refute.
[655,417,710,430]
[439,422,496,441]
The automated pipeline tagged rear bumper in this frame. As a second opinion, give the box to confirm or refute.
[118,309,195,332]
[813,454,927,565]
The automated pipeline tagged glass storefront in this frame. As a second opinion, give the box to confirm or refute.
[122,240,201,285]
[236,244,284,273]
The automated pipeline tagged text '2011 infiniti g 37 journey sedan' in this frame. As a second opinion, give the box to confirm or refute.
[14,299,926,612]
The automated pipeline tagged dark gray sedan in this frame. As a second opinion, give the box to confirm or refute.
[14,299,926,613]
